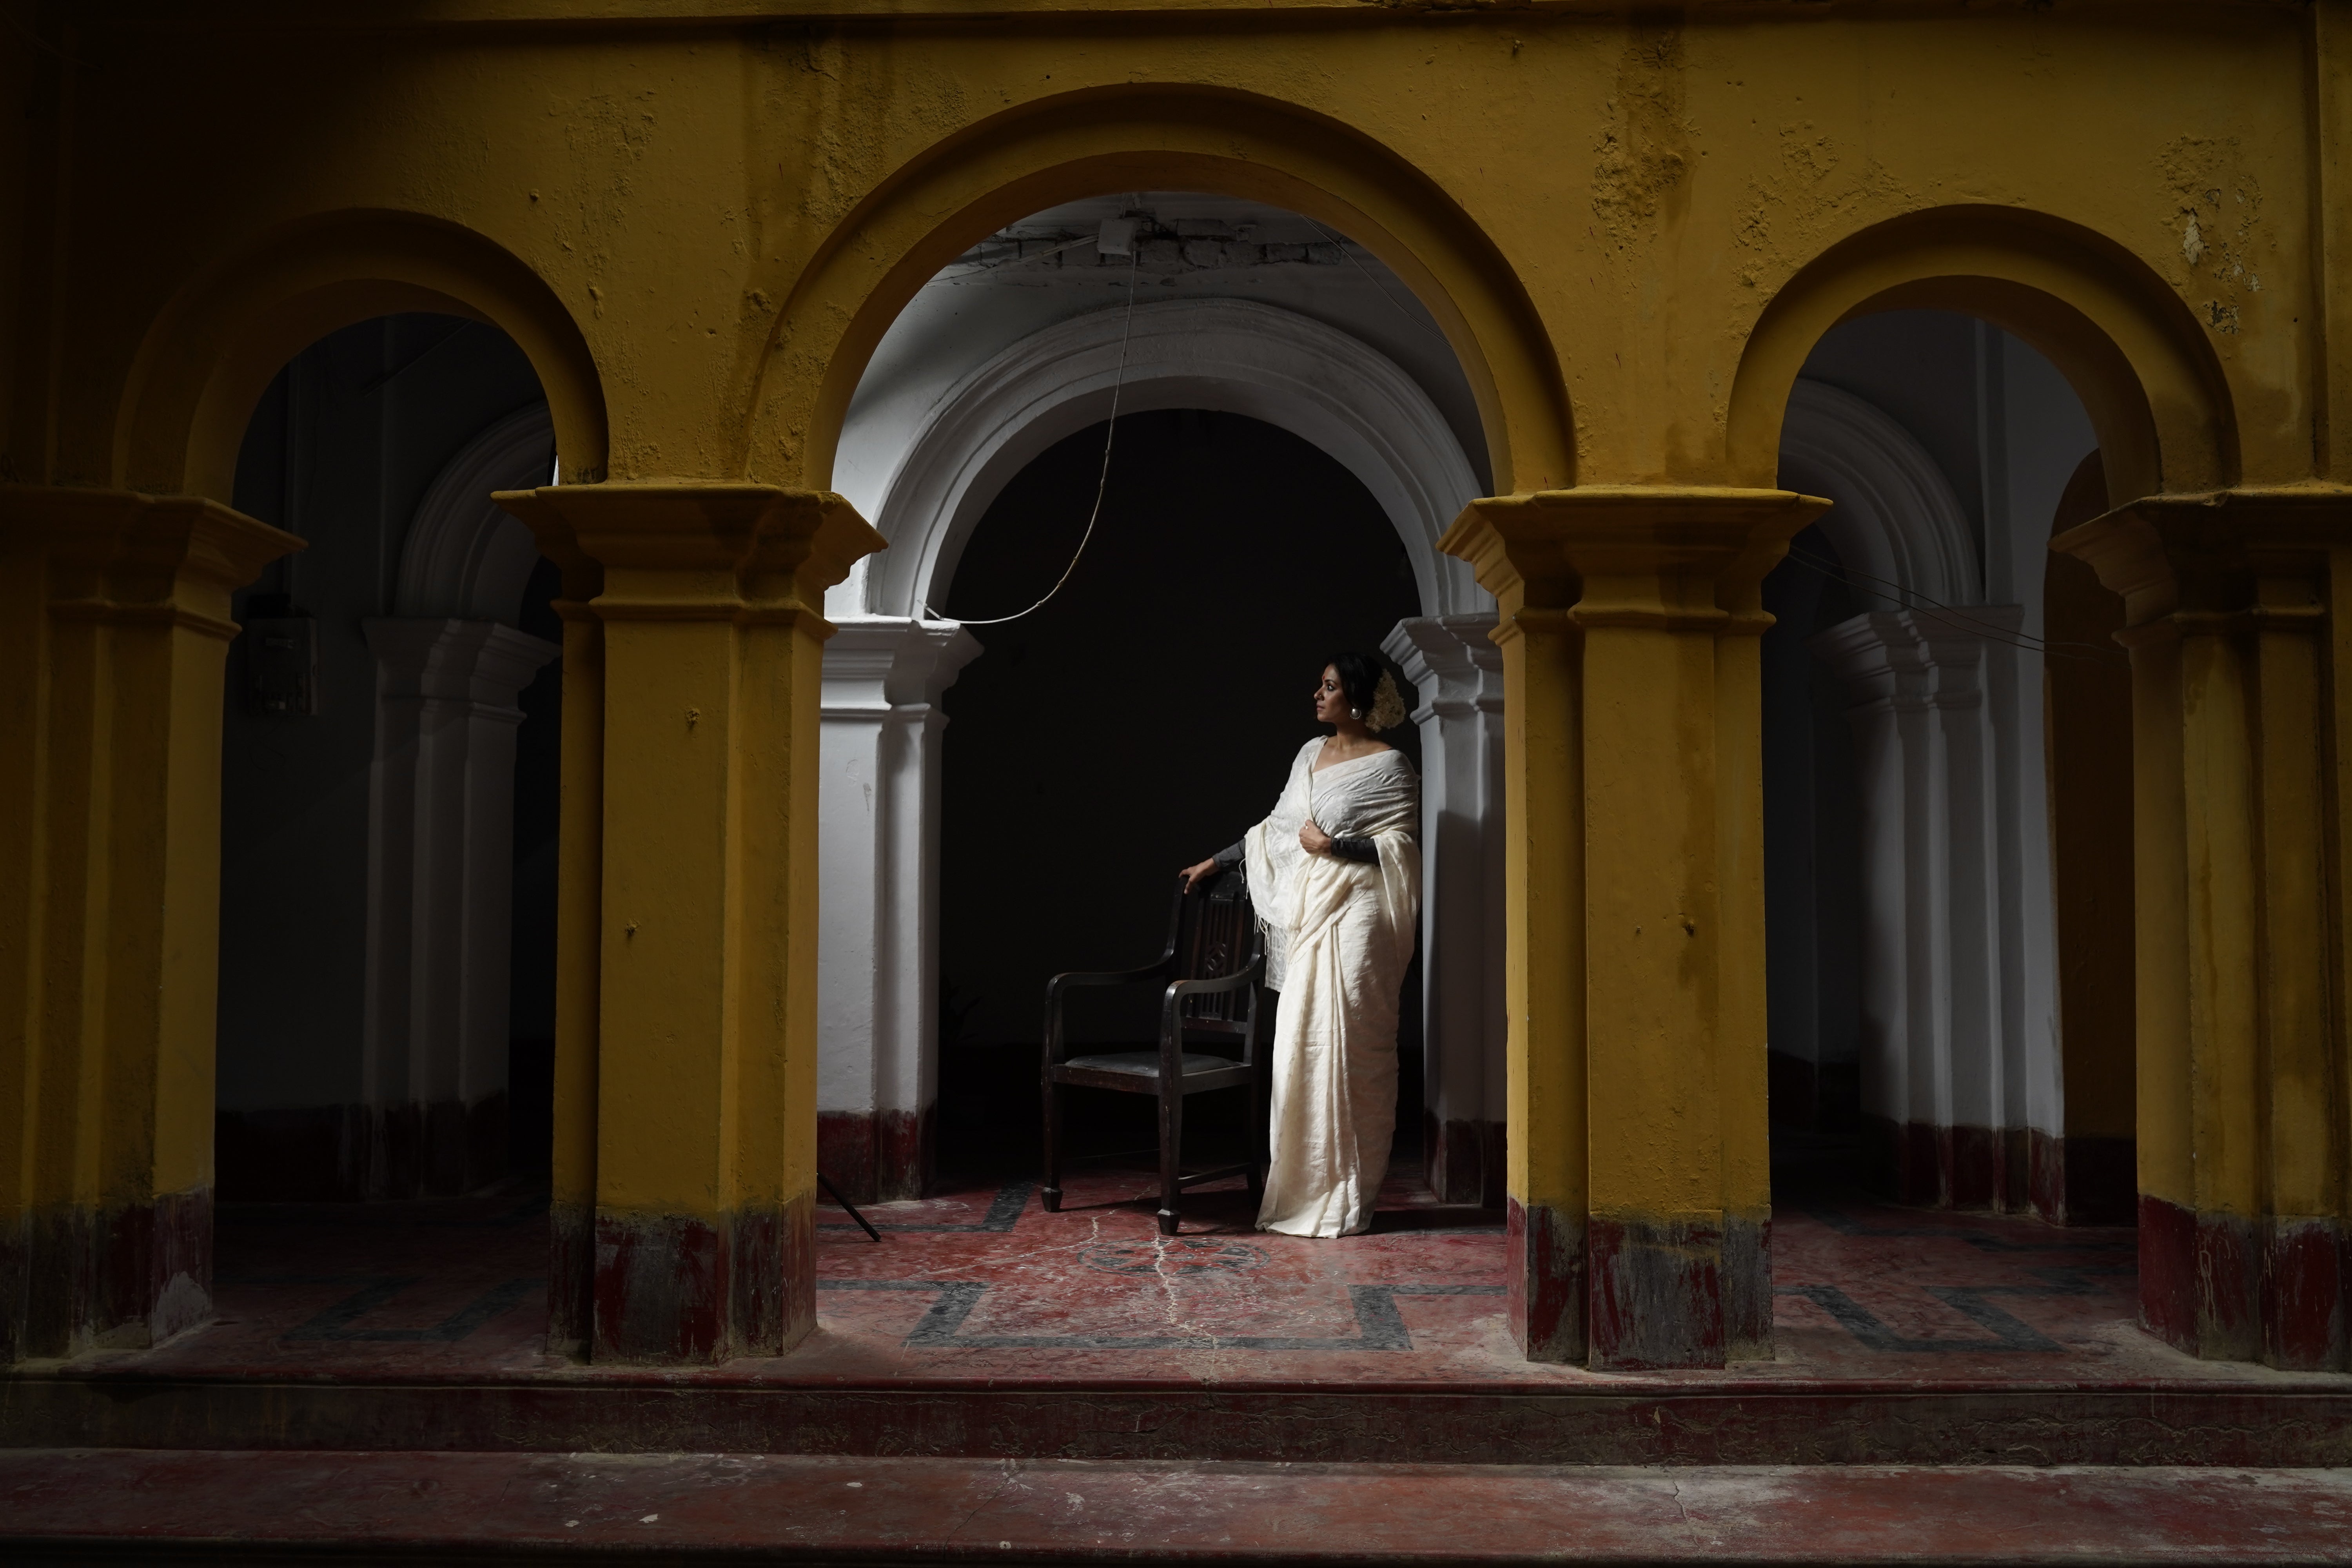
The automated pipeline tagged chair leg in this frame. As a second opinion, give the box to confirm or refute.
[1157,1080,1184,1237]
[1041,1078,1063,1213]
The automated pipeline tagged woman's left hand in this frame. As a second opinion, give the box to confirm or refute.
[1299,820,1334,856]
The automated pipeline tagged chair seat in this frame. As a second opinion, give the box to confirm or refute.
[1063,1049,1241,1080]
[1043,876,1266,1235]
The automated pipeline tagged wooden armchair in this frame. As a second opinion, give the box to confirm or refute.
[1041,868,1268,1235]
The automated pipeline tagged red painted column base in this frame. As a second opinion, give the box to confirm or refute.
[817,1108,933,1205]
[2139,1193,2348,1372]
[1590,1217,1726,1371]
[590,1192,815,1364]
[1722,1210,1774,1361]
[1423,1114,1506,1208]
[1509,1203,1773,1369]
[2266,1216,2349,1371]
[2028,1129,2136,1225]
[1506,1197,1584,1362]
[548,1201,595,1359]
[0,1187,212,1361]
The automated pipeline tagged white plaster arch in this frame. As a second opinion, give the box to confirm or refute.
[396,402,555,625]
[849,298,1488,620]
[1777,378,1978,607]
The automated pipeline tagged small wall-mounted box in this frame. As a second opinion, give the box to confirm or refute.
[243,615,321,716]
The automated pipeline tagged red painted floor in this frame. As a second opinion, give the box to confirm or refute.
[12,1165,2349,1470]
[73,1165,2192,1386]
[4,1448,2349,1562]
[12,1170,2347,1557]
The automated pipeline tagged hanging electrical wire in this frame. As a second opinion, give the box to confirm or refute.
[1779,541,2125,666]
[929,246,1143,627]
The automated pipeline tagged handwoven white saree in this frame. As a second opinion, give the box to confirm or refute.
[1241,740,1421,1238]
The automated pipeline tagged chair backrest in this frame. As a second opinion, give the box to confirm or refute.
[1172,867,1259,1033]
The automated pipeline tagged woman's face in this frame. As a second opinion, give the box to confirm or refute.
[1314,665,1351,726]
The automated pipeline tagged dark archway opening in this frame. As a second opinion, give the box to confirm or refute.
[1760,524,1867,1201]
[505,557,564,1181]
[215,311,558,1202]
[936,408,1423,1188]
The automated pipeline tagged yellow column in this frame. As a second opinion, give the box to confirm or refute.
[0,486,298,1361]
[1444,487,1823,1369]
[519,530,606,1361]
[2058,488,2352,1372]
[1443,512,1586,1361]
[496,484,882,1365]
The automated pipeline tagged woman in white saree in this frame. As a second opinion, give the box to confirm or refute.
[1180,653,1420,1238]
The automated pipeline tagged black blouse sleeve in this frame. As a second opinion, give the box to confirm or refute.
[1213,834,1377,866]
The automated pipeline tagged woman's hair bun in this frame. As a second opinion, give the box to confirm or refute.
[1328,652,1409,732]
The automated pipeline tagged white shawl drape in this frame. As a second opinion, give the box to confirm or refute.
[1241,739,1420,1237]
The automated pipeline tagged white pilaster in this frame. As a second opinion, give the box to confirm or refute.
[1383,614,1506,1205]
[818,617,982,1200]
[1811,607,2034,1207]
[361,618,557,1195]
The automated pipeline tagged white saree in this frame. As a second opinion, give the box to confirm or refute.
[1241,739,1421,1238]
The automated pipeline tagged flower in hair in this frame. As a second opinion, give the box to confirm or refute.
[1363,670,1408,733]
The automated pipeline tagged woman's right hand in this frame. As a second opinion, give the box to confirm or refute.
[1180,857,1221,893]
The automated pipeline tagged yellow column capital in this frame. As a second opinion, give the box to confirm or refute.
[1,485,303,630]
[493,483,884,626]
[2054,484,2352,626]
[1440,487,1829,628]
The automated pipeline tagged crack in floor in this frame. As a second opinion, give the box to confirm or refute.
[938,1457,1027,1550]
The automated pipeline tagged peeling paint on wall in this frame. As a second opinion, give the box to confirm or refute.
[2158,136,2268,341]
[1591,25,1694,248]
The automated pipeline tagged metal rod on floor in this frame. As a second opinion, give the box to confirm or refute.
[818,1171,883,1242]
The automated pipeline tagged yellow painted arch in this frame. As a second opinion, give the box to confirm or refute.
[751,85,1575,499]
[116,209,609,502]
[1730,206,2237,506]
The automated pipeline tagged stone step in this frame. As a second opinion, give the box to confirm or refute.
[6,1368,2351,1467]
[3,1449,2347,1563]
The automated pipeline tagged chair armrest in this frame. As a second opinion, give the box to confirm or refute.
[1049,964,1171,996]
[1158,952,1269,1039]
[1157,949,1270,1062]
[1043,961,1173,1069]
[1163,966,1259,1003]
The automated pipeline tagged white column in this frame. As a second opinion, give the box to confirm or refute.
[1383,615,1506,1205]
[1813,614,1924,1190]
[1982,622,2063,1192]
[818,617,982,1202]
[1927,612,2008,1202]
[1811,608,2025,1209]
[1975,330,2085,1184]
[361,618,557,1197]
